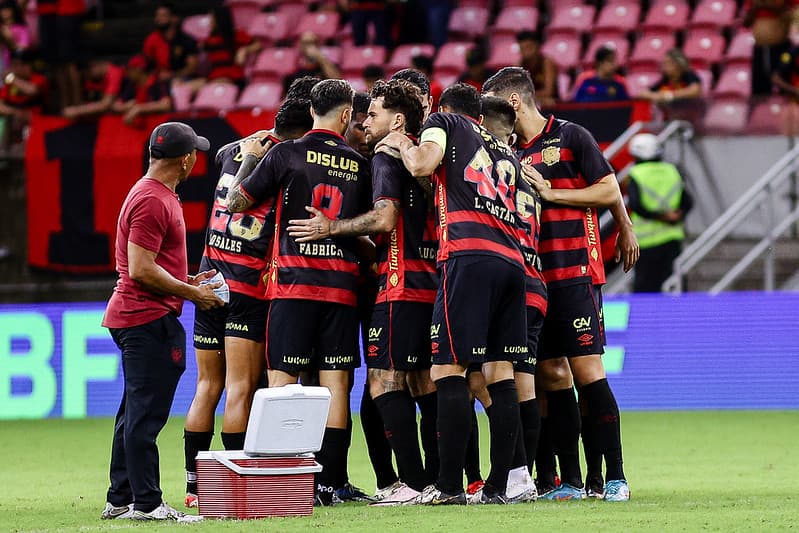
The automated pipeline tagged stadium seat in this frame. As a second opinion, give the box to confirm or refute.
[237,81,283,110]
[494,6,539,38]
[713,64,752,99]
[433,42,473,75]
[340,45,387,76]
[642,0,691,32]
[192,82,240,113]
[626,68,661,97]
[487,40,521,71]
[695,68,714,95]
[278,3,309,28]
[386,43,436,73]
[251,47,299,82]
[582,32,630,69]
[225,0,264,31]
[594,2,641,34]
[434,72,459,89]
[320,45,343,66]
[725,30,754,65]
[689,0,737,30]
[628,31,676,68]
[558,72,572,100]
[458,0,491,7]
[170,83,194,113]
[548,3,596,35]
[293,11,339,41]
[748,96,796,134]
[182,15,212,42]
[248,12,292,44]
[448,7,490,40]
[702,97,748,134]
[684,30,726,67]
[349,78,368,93]
[542,34,582,71]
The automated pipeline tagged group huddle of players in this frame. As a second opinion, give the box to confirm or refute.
[181,65,640,508]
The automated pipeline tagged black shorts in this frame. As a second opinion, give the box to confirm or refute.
[431,255,527,366]
[366,301,433,371]
[193,293,268,350]
[266,299,360,373]
[539,283,605,360]
[515,306,544,375]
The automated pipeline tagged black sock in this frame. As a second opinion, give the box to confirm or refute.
[579,379,625,481]
[315,427,349,492]
[464,401,481,484]
[519,399,540,473]
[360,384,398,489]
[374,391,427,491]
[546,388,583,488]
[581,413,603,483]
[184,430,213,494]
[484,380,520,496]
[415,391,439,485]
[342,407,352,486]
[221,431,245,451]
[435,375,471,494]
[511,416,527,471]
[535,410,557,489]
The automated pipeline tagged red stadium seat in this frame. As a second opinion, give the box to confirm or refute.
[251,47,299,82]
[349,78,368,93]
[642,0,691,32]
[626,68,661,97]
[548,3,596,35]
[278,3,309,28]
[433,42,473,75]
[713,64,752,98]
[725,30,754,65]
[684,29,726,67]
[434,72,459,90]
[559,72,572,100]
[629,31,676,68]
[458,0,491,7]
[340,45,387,76]
[594,2,641,34]
[702,97,748,134]
[237,81,283,110]
[748,97,796,134]
[248,12,292,44]
[448,7,490,40]
[695,68,714,95]
[542,33,582,71]
[293,11,339,41]
[320,45,343,66]
[192,82,240,113]
[170,83,194,113]
[387,43,436,73]
[487,40,521,71]
[225,0,263,32]
[494,7,539,38]
[582,32,630,69]
[689,0,737,30]
[182,15,212,42]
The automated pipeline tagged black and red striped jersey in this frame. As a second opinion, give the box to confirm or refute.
[239,129,371,306]
[516,177,547,314]
[371,148,438,304]
[516,115,613,288]
[200,138,281,299]
[420,112,525,270]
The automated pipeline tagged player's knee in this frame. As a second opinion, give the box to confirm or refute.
[537,358,573,389]
[368,368,407,398]
[569,354,606,387]
[514,372,536,401]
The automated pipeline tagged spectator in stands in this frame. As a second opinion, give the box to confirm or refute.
[516,31,557,107]
[112,55,172,126]
[142,2,199,84]
[424,0,451,49]
[345,91,370,159]
[62,60,125,120]
[199,6,261,90]
[363,64,385,93]
[0,49,46,144]
[744,0,799,95]
[773,43,799,99]
[35,0,83,109]
[284,32,341,93]
[411,54,442,106]
[342,0,390,47]
[639,49,702,105]
[571,47,630,103]
[457,47,495,93]
[0,1,30,72]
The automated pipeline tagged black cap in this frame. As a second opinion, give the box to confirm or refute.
[149,122,210,159]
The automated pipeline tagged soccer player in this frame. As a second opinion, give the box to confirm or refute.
[182,98,313,508]
[101,122,221,522]
[227,79,371,506]
[346,92,372,159]
[377,83,528,504]
[483,67,639,502]
[288,79,434,505]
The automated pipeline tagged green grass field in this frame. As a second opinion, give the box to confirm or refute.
[1,411,797,532]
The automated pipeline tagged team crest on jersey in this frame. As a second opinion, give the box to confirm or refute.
[389,273,399,287]
[541,146,561,166]
[591,247,599,261]
[325,140,337,146]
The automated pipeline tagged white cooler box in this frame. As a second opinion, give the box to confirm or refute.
[196,452,321,518]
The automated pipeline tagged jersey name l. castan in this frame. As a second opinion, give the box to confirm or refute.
[516,115,613,288]
[239,129,371,306]
[371,145,438,304]
[201,137,280,299]
[516,177,547,314]
[421,112,525,270]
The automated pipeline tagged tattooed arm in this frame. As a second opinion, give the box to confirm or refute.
[287,199,400,243]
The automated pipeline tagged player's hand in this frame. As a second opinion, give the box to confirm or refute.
[188,269,217,286]
[661,209,682,224]
[614,225,640,273]
[239,136,269,159]
[522,163,555,202]
[375,131,411,156]
[192,283,225,310]
[287,206,333,242]
[122,107,139,125]
[374,143,402,159]
[63,106,77,120]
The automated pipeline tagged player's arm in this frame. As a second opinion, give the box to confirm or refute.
[287,199,400,242]
[227,144,284,213]
[376,130,444,177]
[63,93,115,119]
[226,135,275,205]
[523,165,620,207]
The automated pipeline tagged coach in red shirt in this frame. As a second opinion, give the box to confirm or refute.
[101,122,222,522]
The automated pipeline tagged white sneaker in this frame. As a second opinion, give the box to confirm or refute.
[506,471,538,503]
[373,480,403,501]
[100,502,133,520]
[131,501,204,523]
[369,482,421,506]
